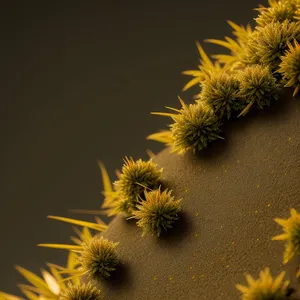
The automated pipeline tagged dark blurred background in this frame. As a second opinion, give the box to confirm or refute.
[0,0,266,294]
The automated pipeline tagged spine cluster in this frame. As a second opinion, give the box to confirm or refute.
[149,0,300,155]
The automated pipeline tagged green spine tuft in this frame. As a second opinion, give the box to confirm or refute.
[237,64,279,117]
[255,1,298,27]
[235,267,294,300]
[128,189,182,237]
[278,39,300,96]
[199,72,243,120]
[243,21,300,72]
[113,157,163,215]
[272,208,300,265]
[79,236,119,280]
[169,100,224,154]
[58,283,102,300]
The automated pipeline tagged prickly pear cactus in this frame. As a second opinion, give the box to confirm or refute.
[2,0,300,299]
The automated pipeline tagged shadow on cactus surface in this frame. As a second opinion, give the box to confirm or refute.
[2,0,300,299]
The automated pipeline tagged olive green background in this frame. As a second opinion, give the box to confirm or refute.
[0,0,265,294]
